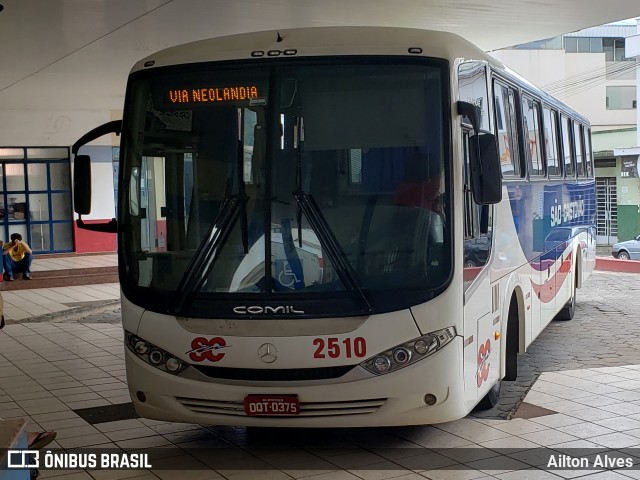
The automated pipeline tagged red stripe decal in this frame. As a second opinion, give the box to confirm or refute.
[530,251,573,304]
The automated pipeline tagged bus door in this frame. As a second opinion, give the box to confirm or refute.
[462,130,500,403]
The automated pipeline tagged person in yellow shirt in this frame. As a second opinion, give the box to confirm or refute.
[3,233,33,281]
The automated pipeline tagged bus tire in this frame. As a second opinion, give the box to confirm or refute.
[504,297,518,381]
[556,271,577,321]
[475,381,501,410]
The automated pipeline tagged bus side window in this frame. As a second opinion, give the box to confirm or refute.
[543,107,561,177]
[521,96,544,178]
[560,114,574,178]
[493,81,520,177]
[584,126,594,178]
[574,122,585,177]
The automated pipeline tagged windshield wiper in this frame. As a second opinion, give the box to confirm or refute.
[173,194,246,314]
[294,190,371,313]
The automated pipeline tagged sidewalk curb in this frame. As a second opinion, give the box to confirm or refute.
[595,257,640,274]
[5,299,121,325]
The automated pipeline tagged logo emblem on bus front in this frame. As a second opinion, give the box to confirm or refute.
[233,305,305,315]
[258,343,278,363]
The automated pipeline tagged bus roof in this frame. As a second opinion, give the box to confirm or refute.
[131,26,589,124]
[131,27,491,72]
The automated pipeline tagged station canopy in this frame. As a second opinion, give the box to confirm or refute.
[1,0,639,111]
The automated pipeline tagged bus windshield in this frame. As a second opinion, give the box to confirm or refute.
[119,59,451,317]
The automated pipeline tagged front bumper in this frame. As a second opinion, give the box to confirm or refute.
[126,336,468,427]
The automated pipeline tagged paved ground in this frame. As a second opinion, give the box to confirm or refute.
[3,253,119,321]
[3,270,640,479]
[2,284,120,322]
[30,254,118,272]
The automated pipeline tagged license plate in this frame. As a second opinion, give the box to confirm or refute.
[243,395,300,416]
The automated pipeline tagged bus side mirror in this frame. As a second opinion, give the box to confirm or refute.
[457,101,502,205]
[74,155,92,215]
[469,133,502,205]
[71,120,121,233]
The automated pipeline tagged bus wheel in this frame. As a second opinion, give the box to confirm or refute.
[556,272,577,321]
[475,381,501,410]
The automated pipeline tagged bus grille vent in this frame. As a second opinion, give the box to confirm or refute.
[192,365,355,381]
[175,397,386,417]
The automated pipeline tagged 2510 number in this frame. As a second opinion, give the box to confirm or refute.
[313,337,367,359]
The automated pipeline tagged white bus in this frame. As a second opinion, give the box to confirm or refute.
[72,27,596,427]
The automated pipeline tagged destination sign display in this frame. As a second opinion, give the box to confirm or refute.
[167,85,261,105]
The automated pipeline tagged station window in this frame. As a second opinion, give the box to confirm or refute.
[603,38,629,61]
[0,147,73,253]
[564,36,607,54]
[564,37,578,53]
[565,37,599,53]
[606,86,637,110]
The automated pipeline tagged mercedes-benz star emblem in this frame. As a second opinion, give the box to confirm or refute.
[258,343,278,363]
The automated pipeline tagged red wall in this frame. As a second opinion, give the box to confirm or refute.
[73,219,117,253]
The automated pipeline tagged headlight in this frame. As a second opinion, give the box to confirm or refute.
[361,327,456,375]
[134,340,149,355]
[125,332,188,375]
[373,356,392,373]
[148,349,164,365]
[392,348,412,365]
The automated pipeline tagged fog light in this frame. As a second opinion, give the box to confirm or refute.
[134,340,149,355]
[137,391,147,402]
[149,349,164,365]
[424,394,437,406]
[392,348,411,364]
[165,357,182,372]
[373,356,391,373]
